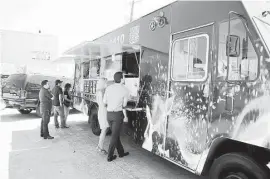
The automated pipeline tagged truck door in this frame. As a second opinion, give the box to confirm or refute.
[165,23,213,171]
[211,13,261,144]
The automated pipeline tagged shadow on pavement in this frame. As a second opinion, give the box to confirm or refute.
[0,108,82,123]
[2,111,204,179]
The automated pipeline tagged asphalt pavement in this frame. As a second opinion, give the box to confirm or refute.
[0,108,206,179]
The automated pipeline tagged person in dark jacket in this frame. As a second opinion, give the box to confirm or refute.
[39,80,54,139]
[63,83,73,127]
[52,80,67,128]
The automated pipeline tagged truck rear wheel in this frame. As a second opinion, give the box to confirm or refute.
[90,114,101,136]
[209,153,269,179]
[18,109,32,114]
[89,114,112,136]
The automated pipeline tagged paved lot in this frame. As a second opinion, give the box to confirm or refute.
[0,108,206,179]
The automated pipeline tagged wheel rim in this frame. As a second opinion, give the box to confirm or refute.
[224,172,249,179]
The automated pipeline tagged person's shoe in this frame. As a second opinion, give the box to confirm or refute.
[55,126,59,129]
[107,155,117,162]
[40,134,44,137]
[62,126,69,128]
[119,152,129,158]
[44,136,54,139]
[101,149,108,155]
[96,146,102,152]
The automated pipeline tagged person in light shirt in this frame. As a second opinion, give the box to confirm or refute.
[96,77,109,154]
[103,72,130,162]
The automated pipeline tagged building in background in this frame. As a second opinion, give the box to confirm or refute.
[0,30,74,78]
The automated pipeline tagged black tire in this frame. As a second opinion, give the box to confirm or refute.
[106,128,112,136]
[89,114,112,136]
[209,153,270,179]
[90,114,101,136]
[18,109,32,114]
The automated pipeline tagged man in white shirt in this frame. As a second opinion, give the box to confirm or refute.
[103,71,130,162]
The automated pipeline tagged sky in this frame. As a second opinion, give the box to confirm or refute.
[0,0,269,77]
[0,0,176,76]
[1,0,269,54]
[0,0,175,54]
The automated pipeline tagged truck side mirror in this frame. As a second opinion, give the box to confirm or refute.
[226,35,240,57]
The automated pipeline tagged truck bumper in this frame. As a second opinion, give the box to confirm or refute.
[3,98,38,110]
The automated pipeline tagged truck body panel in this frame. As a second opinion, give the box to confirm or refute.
[58,0,270,176]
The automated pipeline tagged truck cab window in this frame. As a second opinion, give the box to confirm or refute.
[218,18,259,81]
[172,34,208,81]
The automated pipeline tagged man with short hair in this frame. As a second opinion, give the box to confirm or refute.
[52,79,67,128]
[103,71,130,162]
[39,80,54,139]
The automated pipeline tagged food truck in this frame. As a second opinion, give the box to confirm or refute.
[56,1,270,178]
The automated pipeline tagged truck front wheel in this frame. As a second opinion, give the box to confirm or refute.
[209,153,269,179]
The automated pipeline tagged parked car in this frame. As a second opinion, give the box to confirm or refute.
[1,73,73,117]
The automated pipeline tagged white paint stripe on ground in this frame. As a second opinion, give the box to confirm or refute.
[10,146,50,153]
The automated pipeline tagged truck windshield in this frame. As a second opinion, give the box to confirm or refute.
[253,16,270,54]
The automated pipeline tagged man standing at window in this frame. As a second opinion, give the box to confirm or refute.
[103,72,130,162]
[52,80,67,129]
[39,80,54,139]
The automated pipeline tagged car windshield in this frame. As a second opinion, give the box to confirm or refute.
[253,16,270,55]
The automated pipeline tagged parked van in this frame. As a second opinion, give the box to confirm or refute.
[56,1,270,179]
[2,73,73,117]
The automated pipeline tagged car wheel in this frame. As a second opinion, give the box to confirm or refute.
[18,109,32,114]
[209,153,270,179]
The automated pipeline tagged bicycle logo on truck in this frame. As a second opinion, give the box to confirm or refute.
[149,11,167,31]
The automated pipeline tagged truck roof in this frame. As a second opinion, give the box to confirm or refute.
[91,1,178,42]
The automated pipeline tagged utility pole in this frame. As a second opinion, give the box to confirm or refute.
[129,0,135,22]
[129,0,143,22]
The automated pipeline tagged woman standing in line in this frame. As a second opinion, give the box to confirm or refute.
[63,83,73,128]
[96,78,110,154]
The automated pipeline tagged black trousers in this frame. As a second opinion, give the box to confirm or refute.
[107,111,125,159]
[40,108,51,137]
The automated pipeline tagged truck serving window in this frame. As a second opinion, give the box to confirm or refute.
[104,55,122,81]
[218,18,259,81]
[89,59,100,79]
[171,34,209,81]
